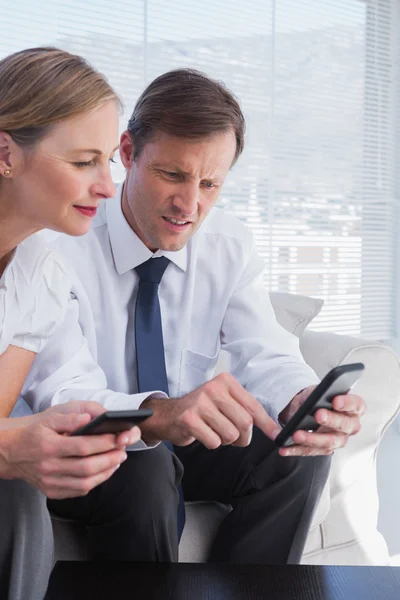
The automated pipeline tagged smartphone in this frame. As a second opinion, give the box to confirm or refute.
[70,409,154,436]
[275,363,365,448]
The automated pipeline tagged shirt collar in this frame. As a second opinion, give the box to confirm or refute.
[106,183,188,275]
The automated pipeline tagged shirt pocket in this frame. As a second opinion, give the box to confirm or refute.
[178,348,220,396]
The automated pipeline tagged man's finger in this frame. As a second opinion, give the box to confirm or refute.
[314,408,361,436]
[232,425,253,447]
[203,411,241,446]
[332,394,365,415]
[217,398,254,439]
[279,445,334,458]
[289,429,348,451]
[179,414,222,450]
[226,377,279,440]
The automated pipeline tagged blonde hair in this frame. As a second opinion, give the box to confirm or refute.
[0,46,121,147]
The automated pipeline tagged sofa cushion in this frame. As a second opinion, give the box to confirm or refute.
[269,292,324,337]
[179,501,232,562]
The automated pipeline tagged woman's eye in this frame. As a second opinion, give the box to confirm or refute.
[74,160,94,168]
[110,158,117,164]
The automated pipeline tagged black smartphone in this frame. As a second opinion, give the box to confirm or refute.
[275,363,365,448]
[70,409,154,436]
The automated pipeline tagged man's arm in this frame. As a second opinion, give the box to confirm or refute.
[220,242,365,453]
[140,235,364,453]
[21,296,166,451]
[220,242,320,422]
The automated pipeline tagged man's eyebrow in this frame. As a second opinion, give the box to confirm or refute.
[72,145,119,155]
[152,162,187,174]
[152,162,220,181]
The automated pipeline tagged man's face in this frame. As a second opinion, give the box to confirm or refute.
[119,129,237,252]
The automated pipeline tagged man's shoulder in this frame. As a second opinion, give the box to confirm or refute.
[201,207,253,247]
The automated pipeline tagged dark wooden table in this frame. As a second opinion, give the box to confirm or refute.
[45,562,400,600]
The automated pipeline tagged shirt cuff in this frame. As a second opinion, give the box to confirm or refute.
[48,389,167,452]
[100,390,167,410]
[100,390,166,452]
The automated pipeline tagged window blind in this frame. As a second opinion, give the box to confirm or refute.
[2,0,398,340]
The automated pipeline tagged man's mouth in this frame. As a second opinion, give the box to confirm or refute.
[162,216,192,230]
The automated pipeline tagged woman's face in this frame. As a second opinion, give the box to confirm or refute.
[9,99,119,236]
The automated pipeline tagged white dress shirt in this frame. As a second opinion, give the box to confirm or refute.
[0,234,71,355]
[22,184,319,424]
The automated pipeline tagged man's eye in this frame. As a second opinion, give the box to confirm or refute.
[203,181,216,189]
[164,171,179,178]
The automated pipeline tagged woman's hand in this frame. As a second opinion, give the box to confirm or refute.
[0,401,141,498]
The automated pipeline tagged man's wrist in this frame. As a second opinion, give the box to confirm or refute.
[139,394,161,409]
[279,386,315,425]
[139,395,165,445]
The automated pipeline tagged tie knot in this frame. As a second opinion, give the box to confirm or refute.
[135,256,170,284]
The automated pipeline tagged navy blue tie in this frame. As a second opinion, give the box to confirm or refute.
[134,256,185,540]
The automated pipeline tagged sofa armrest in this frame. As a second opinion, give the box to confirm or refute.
[300,329,400,455]
[300,329,400,563]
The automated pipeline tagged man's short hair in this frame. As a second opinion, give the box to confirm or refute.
[127,68,245,165]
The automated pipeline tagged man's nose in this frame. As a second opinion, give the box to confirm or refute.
[172,183,199,215]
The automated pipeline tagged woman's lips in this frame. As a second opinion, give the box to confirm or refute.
[73,206,97,217]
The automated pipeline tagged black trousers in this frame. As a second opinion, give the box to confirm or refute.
[49,428,330,565]
[48,443,183,562]
[175,427,331,564]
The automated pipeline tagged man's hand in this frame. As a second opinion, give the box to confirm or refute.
[277,386,365,457]
[1,401,141,499]
[140,373,280,449]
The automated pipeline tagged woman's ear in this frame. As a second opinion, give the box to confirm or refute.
[0,132,24,177]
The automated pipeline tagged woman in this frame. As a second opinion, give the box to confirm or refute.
[0,47,141,600]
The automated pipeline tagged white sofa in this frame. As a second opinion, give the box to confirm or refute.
[52,292,400,565]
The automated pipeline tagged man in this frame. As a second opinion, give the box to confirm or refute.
[23,68,364,564]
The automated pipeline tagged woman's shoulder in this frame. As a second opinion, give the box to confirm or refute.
[7,234,73,354]
[15,233,70,289]
[0,234,73,355]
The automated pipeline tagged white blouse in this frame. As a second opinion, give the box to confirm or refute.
[0,233,71,356]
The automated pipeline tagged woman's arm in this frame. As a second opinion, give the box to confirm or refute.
[0,402,140,496]
[0,345,36,417]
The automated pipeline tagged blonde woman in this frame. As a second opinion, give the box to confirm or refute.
[0,48,141,600]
